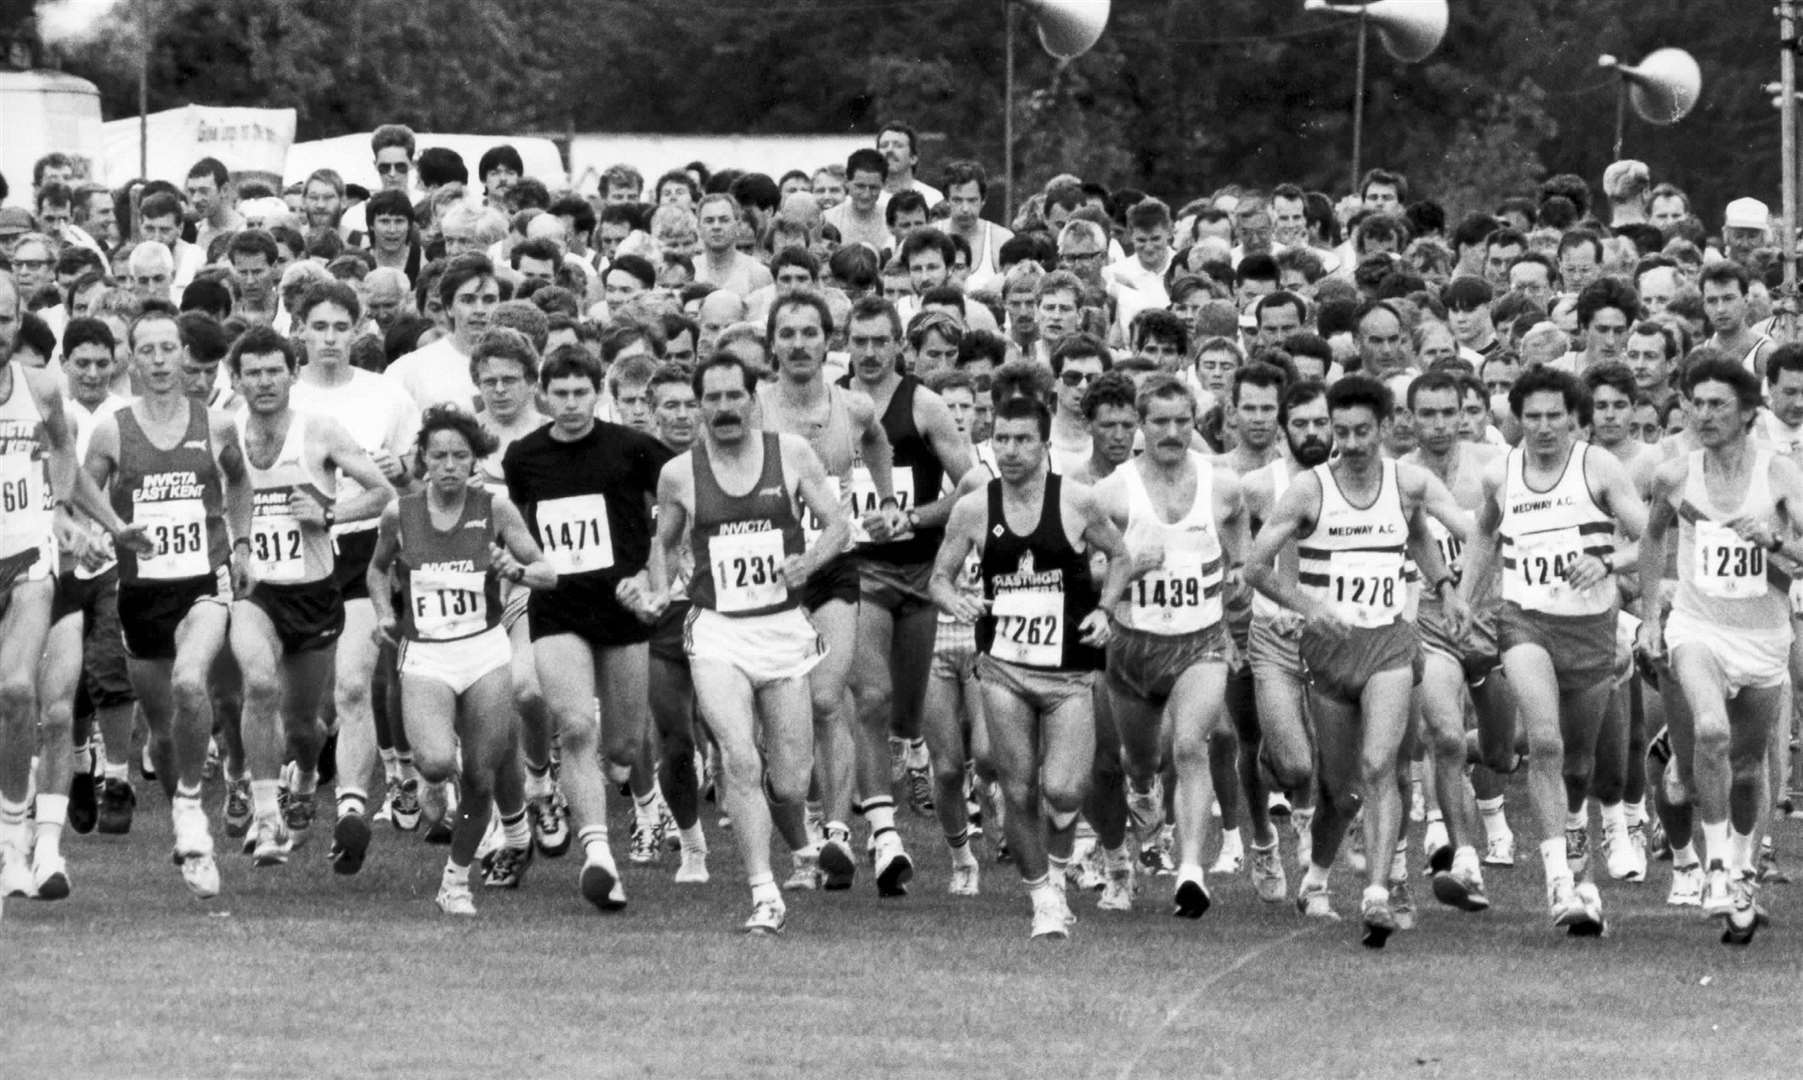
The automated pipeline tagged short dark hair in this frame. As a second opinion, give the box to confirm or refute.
[1405,370,1461,410]
[994,394,1051,440]
[1278,378,1329,427]
[228,324,298,375]
[62,316,115,357]
[767,290,835,343]
[1583,361,1637,403]
[1080,370,1138,421]
[1326,373,1394,422]
[1768,342,1803,385]
[1049,332,1111,376]
[1681,350,1763,412]
[296,280,362,324]
[416,403,499,464]
[540,344,603,390]
[846,148,888,181]
[365,188,413,225]
[1232,361,1289,406]
[692,351,759,398]
[607,254,657,290]
[478,144,524,179]
[1508,365,1590,425]
[177,311,229,364]
[1575,277,1640,329]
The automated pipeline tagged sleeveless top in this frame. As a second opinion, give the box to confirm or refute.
[1296,461,1411,628]
[0,362,54,573]
[758,380,857,552]
[689,433,807,617]
[1250,459,1294,620]
[977,474,1102,671]
[1673,449,1791,632]
[395,486,503,642]
[854,374,945,565]
[1115,454,1224,635]
[1498,443,1617,617]
[238,411,337,586]
[111,400,230,585]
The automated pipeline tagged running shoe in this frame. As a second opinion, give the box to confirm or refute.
[96,778,135,835]
[1422,819,1451,873]
[1076,842,1107,891]
[249,816,292,868]
[1722,873,1758,945]
[1172,868,1211,919]
[1431,864,1490,912]
[1564,823,1589,878]
[422,783,455,845]
[280,789,315,849]
[480,844,533,889]
[1139,827,1177,877]
[68,770,98,835]
[628,821,660,865]
[179,854,220,900]
[949,858,981,898]
[1295,881,1339,922]
[1547,877,1588,930]
[172,800,218,899]
[1758,838,1791,884]
[743,898,786,936]
[328,811,372,876]
[436,878,476,917]
[1030,889,1072,940]
[1268,791,1292,818]
[818,834,856,890]
[1701,862,1733,918]
[579,854,627,911]
[390,780,423,833]
[1601,814,1644,882]
[32,852,70,900]
[655,799,679,852]
[223,779,252,839]
[1482,831,1515,868]
[1210,830,1244,876]
[1389,880,1417,931]
[1667,862,1703,906]
[1648,816,1671,861]
[1360,894,1397,949]
[1250,842,1288,904]
[1569,882,1605,937]
[528,789,570,856]
[675,847,710,885]
[907,764,934,817]
[1096,866,1131,911]
[873,832,914,897]
[784,846,822,891]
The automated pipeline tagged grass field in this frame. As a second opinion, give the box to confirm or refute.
[7,770,1803,1080]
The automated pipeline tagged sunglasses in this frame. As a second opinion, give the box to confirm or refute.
[1059,371,1097,388]
[376,162,411,175]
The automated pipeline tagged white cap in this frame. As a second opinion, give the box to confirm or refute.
[1724,197,1770,232]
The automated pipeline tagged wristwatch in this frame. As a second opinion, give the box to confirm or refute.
[905,508,921,531]
[322,506,337,529]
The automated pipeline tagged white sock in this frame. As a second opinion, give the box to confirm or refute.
[1701,819,1731,867]
[442,859,468,888]
[1625,799,1646,827]
[1600,801,1626,836]
[1672,841,1699,868]
[1539,837,1568,882]
[680,823,707,856]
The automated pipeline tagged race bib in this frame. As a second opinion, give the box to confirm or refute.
[0,453,48,559]
[1510,526,1593,613]
[802,475,843,549]
[710,527,787,614]
[249,512,305,583]
[411,567,488,640]
[939,550,983,625]
[1694,520,1766,600]
[135,499,209,580]
[1326,549,1404,628]
[536,495,615,575]
[849,466,915,545]
[1427,516,1464,580]
[989,588,1064,667]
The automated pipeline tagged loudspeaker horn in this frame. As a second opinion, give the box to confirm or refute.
[1304,0,1448,64]
[1597,48,1702,125]
[1017,0,1110,61]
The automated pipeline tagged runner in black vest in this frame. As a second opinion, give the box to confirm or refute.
[646,352,849,934]
[931,395,1128,939]
[369,405,554,916]
[840,296,973,895]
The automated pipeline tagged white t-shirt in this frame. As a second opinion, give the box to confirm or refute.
[292,367,420,535]
[385,336,479,413]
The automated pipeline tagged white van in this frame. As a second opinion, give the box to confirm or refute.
[0,68,105,201]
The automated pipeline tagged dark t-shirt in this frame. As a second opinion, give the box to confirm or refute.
[502,420,672,641]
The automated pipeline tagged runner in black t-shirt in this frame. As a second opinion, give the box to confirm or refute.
[502,346,672,912]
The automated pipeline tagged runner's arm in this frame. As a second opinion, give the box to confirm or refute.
[1409,464,1473,542]
[910,390,975,529]
[1457,465,1506,607]
[492,492,556,590]
[1244,473,1319,616]
[365,502,402,633]
[323,418,397,524]
[646,459,690,598]
[1635,465,1679,625]
[928,491,984,623]
[787,436,850,580]
[1075,483,1132,611]
[35,370,128,536]
[848,392,897,503]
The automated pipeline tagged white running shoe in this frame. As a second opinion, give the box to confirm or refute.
[675,848,710,885]
[436,878,476,917]
[1097,868,1132,912]
[743,898,786,936]
[180,854,220,900]
[1667,863,1704,907]
[1601,814,1643,882]
[249,816,292,868]
[0,847,36,898]
[1483,832,1515,868]
[1701,863,1733,918]
[873,832,914,897]
[1210,828,1244,875]
[949,858,980,898]
[784,846,822,892]
[1295,881,1338,922]
[1030,889,1072,939]
[1250,842,1287,904]
[32,852,71,901]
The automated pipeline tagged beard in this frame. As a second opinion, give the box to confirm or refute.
[1289,435,1331,467]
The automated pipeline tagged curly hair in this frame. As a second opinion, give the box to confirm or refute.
[413,403,499,477]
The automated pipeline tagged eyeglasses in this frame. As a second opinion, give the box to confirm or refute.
[1060,250,1105,264]
[376,162,411,175]
[1059,371,1097,388]
[10,258,50,271]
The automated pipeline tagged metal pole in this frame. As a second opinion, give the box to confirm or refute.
[1350,10,1367,195]
[1004,0,1016,224]
[1782,0,1799,341]
[138,0,149,181]
[1613,80,1627,161]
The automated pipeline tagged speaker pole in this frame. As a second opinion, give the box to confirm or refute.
[1782,0,1799,339]
[1613,79,1627,160]
[1004,0,1017,225]
[1350,7,1367,196]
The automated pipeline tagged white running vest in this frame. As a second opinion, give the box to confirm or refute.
[1498,443,1617,617]
[1116,453,1224,635]
[1297,461,1410,628]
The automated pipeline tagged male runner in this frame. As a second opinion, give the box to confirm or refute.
[1461,366,1647,936]
[228,324,394,867]
[644,352,849,932]
[1094,373,1248,916]
[1638,354,1803,944]
[755,291,902,892]
[931,395,1129,938]
[503,345,671,910]
[1247,374,1468,948]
